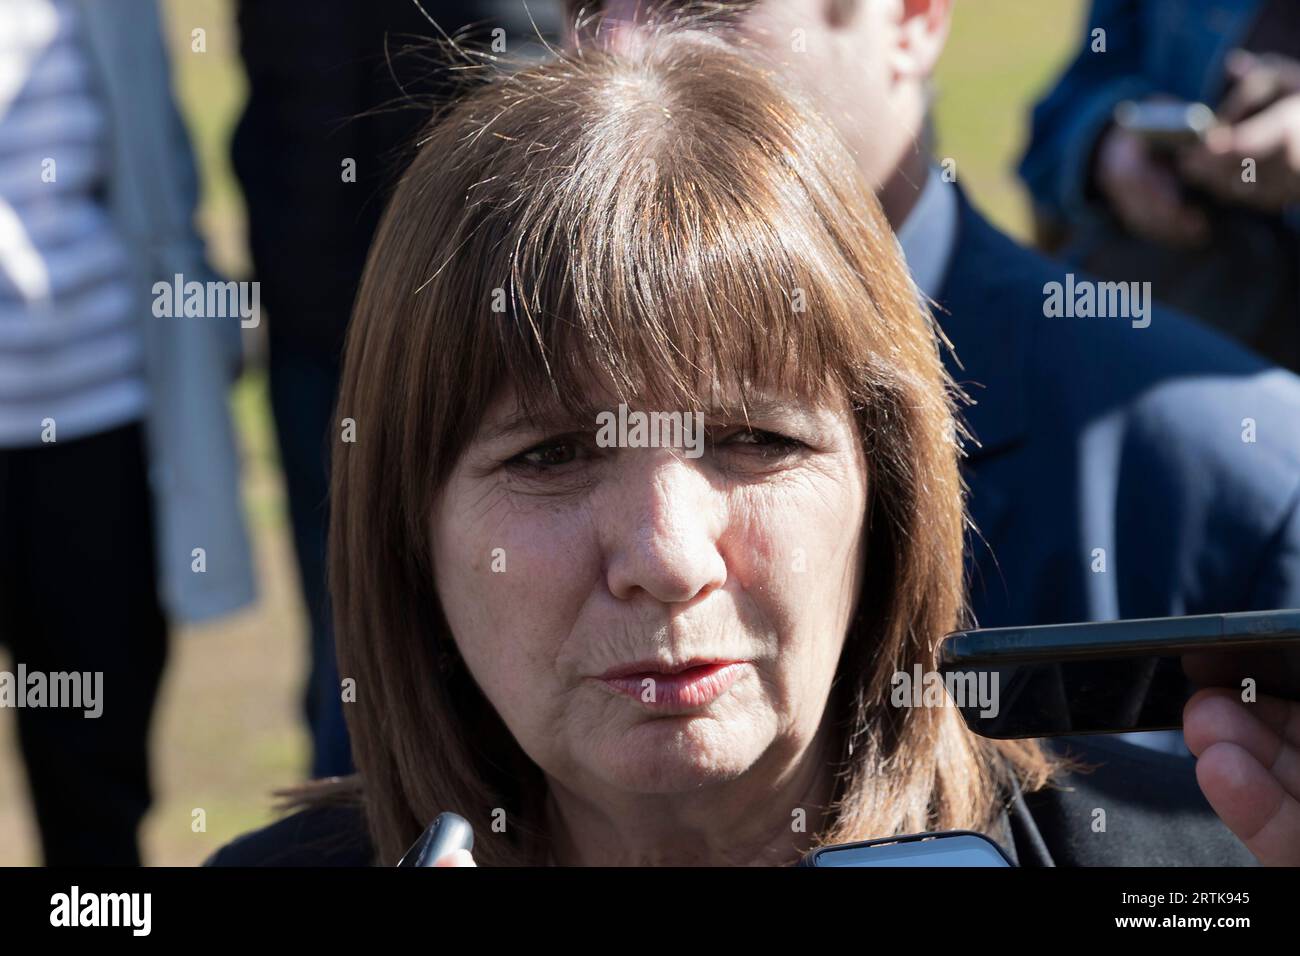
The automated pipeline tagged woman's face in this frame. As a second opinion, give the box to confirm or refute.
[430,380,868,801]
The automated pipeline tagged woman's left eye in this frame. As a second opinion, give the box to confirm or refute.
[717,428,807,459]
[509,438,583,469]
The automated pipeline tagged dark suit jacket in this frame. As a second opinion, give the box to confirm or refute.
[938,190,1300,629]
[202,736,1257,866]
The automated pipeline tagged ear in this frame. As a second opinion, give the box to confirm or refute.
[893,0,952,78]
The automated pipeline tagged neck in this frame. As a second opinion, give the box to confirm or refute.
[877,145,931,232]
[543,719,838,867]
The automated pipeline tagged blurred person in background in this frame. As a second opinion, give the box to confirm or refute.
[1021,0,1300,373]
[231,0,563,780]
[0,0,254,864]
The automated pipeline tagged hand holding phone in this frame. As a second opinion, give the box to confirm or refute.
[1096,101,1213,246]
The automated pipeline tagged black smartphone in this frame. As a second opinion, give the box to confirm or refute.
[1113,99,1216,151]
[800,831,1013,867]
[938,609,1300,739]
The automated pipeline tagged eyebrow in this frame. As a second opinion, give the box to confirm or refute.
[476,405,595,445]
[474,396,816,445]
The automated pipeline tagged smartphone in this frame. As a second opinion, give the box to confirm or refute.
[800,831,1013,867]
[938,609,1300,739]
[397,811,474,866]
[1113,99,1216,151]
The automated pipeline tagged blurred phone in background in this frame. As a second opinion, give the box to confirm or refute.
[1113,99,1216,152]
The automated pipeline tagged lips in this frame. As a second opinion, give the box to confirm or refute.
[596,659,749,711]
[598,658,737,681]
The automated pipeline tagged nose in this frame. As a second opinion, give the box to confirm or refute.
[603,454,727,605]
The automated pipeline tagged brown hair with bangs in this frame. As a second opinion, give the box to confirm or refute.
[307,23,1059,866]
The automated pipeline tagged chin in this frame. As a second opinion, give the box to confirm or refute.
[591,714,766,794]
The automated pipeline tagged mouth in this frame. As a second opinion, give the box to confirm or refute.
[595,659,750,711]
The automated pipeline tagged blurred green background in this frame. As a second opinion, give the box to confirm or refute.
[0,0,1086,865]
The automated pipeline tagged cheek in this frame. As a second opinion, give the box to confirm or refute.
[724,471,866,670]
[432,482,600,712]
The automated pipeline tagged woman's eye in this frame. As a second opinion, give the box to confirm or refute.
[503,430,805,474]
[719,429,807,458]
[508,438,581,470]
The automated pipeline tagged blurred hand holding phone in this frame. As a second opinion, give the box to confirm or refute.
[1178,51,1300,211]
[1096,98,1216,246]
[1109,51,1300,216]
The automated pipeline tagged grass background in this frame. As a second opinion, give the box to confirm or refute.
[0,0,1087,865]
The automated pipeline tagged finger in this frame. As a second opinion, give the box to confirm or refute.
[433,848,477,867]
[1248,52,1300,94]
[1178,144,1224,181]
[1121,162,1210,244]
[1225,104,1293,157]
[1202,123,1237,155]
[1188,688,1300,746]
[1218,64,1281,125]
[1223,48,1258,82]
[1178,147,1271,208]
[1195,740,1300,866]
[1276,57,1300,93]
[1184,689,1300,801]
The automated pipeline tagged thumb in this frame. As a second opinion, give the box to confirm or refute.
[1229,103,1294,156]
[433,848,477,867]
